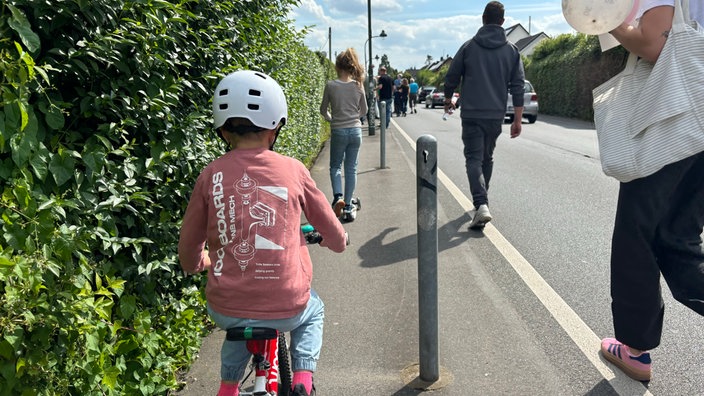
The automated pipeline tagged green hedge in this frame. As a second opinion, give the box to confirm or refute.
[525,33,628,121]
[0,1,326,394]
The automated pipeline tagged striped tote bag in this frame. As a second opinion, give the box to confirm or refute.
[592,0,704,183]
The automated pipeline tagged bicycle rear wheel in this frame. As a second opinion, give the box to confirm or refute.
[278,332,292,396]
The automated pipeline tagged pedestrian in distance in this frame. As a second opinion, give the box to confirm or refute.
[178,70,348,396]
[320,48,368,222]
[444,0,525,230]
[394,73,403,90]
[597,0,704,382]
[409,78,419,114]
[377,66,394,128]
[393,73,403,116]
[393,86,402,117]
[400,78,410,116]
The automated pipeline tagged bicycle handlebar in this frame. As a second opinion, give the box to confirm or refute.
[301,224,350,246]
[304,231,323,245]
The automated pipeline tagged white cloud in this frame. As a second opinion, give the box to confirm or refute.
[290,1,576,71]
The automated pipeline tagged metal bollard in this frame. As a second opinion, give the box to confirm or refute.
[380,101,386,168]
[416,135,439,382]
[368,93,376,136]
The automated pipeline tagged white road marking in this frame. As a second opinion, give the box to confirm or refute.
[391,119,653,396]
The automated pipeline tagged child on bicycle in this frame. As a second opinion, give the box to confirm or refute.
[178,70,348,396]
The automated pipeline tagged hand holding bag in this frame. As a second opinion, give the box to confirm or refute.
[592,0,704,182]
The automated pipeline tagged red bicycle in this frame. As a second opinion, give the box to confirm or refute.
[225,224,332,396]
[226,327,291,396]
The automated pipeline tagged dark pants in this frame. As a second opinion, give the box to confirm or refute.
[461,118,503,209]
[393,92,402,116]
[611,151,704,350]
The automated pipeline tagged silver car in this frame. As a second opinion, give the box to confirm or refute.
[506,80,538,124]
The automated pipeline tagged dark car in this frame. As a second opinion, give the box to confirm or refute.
[418,86,435,103]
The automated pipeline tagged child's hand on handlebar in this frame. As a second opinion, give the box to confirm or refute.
[304,230,323,244]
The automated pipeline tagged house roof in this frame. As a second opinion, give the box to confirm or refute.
[422,57,452,72]
[505,23,529,36]
[514,33,549,52]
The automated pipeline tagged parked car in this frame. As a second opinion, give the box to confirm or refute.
[506,80,539,124]
[418,86,435,103]
[425,88,444,108]
[425,88,459,109]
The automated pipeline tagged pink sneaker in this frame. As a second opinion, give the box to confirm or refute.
[600,338,652,381]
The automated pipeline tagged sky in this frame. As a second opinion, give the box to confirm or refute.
[289,0,578,72]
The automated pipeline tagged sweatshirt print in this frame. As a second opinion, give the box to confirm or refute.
[178,147,347,319]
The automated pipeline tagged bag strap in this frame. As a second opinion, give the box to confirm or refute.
[673,0,689,32]
[622,52,640,74]
[682,0,690,24]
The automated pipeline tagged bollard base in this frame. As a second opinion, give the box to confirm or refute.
[400,363,453,391]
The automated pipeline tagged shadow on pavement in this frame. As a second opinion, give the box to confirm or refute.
[358,214,477,268]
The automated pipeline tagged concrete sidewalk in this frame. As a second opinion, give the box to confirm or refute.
[174,122,592,395]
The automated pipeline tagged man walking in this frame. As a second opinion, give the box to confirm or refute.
[377,66,394,128]
[444,1,524,230]
[409,78,419,114]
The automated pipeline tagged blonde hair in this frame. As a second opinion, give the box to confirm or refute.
[335,48,365,87]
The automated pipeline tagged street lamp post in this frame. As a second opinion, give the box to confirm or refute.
[364,29,387,136]
[366,1,389,136]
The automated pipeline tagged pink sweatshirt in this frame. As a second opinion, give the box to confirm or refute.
[178,147,347,319]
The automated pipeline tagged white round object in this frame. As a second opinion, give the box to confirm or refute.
[562,0,635,35]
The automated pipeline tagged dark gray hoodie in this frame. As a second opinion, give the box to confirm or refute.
[444,24,525,120]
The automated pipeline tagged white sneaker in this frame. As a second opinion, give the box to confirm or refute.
[342,204,357,222]
[469,204,492,229]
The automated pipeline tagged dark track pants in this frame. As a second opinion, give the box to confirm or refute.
[461,118,503,209]
[610,151,704,350]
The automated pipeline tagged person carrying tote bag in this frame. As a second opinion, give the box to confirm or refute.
[592,0,704,182]
[590,0,704,383]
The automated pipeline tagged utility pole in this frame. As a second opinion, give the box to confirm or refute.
[367,0,375,135]
[329,27,332,63]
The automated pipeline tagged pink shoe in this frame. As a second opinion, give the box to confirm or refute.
[600,338,652,381]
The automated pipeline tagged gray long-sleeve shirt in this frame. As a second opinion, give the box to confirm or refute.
[320,79,368,129]
[444,24,525,120]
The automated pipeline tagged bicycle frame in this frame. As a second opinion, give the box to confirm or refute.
[226,327,290,396]
[245,337,280,395]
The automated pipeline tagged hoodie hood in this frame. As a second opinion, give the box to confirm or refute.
[473,24,508,49]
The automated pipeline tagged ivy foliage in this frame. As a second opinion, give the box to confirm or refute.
[525,33,628,121]
[0,0,325,394]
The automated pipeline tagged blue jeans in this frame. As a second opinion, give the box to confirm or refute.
[461,118,503,208]
[207,290,325,381]
[381,98,392,127]
[329,127,362,204]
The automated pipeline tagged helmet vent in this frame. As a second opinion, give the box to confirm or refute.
[219,104,228,110]
[247,104,260,111]
[249,89,261,97]
[218,89,228,96]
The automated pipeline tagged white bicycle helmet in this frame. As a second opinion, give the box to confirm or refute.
[212,70,288,130]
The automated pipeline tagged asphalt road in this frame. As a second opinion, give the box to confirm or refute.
[391,107,704,395]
